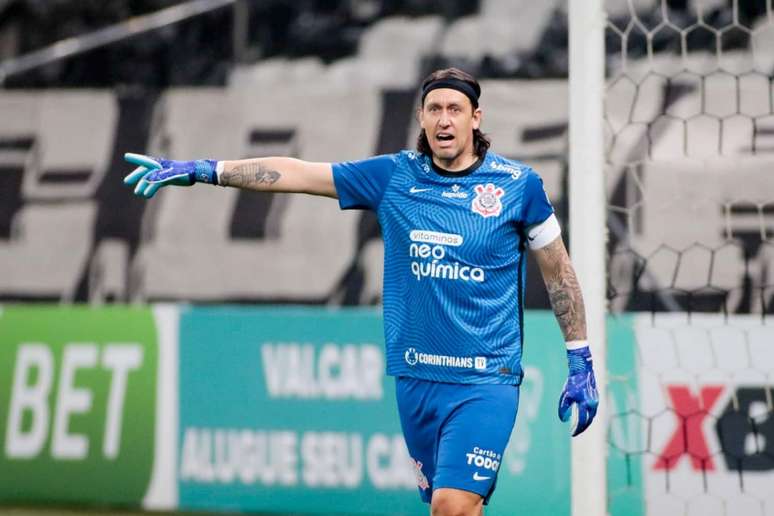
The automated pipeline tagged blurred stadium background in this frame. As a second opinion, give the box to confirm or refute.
[0,0,772,515]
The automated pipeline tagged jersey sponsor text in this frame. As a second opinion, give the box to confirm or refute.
[408,229,484,283]
[405,348,485,369]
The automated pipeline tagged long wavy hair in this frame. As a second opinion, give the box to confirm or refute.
[416,68,491,158]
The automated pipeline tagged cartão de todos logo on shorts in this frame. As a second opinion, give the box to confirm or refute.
[466,446,502,473]
[471,183,504,218]
[408,229,485,283]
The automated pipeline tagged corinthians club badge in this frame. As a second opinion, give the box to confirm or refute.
[471,183,504,218]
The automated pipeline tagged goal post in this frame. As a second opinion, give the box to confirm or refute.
[568,1,608,516]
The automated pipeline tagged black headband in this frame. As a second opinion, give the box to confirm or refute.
[421,78,480,108]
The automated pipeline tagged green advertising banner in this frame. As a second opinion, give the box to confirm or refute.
[178,307,640,516]
[0,306,158,505]
[178,307,415,515]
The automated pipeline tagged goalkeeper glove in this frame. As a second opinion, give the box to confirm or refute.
[558,345,599,437]
[123,152,218,199]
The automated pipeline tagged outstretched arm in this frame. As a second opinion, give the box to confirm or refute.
[123,153,336,199]
[218,158,336,197]
[532,234,598,437]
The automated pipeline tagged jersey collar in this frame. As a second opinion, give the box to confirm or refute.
[429,152,486,178]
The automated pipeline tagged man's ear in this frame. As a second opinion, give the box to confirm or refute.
[417,106,425,130]
[472,107,482,130]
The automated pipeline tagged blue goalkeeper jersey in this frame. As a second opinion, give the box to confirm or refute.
[332,151,554,385]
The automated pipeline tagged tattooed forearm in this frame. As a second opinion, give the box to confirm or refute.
[540,239,587,341]
[219,162,281,189]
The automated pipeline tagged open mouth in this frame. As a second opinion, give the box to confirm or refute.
[436,133,455,142]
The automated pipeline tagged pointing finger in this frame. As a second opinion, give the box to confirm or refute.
[124,153,160,169]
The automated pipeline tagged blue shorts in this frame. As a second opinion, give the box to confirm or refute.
[395,376,519,505]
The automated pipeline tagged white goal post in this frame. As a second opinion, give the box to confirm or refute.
[568,2,608,516]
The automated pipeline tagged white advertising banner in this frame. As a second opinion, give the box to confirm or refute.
[635,314,774,516]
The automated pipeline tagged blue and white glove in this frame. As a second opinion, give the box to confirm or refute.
[558,345,599,437]
[123,152,218,198]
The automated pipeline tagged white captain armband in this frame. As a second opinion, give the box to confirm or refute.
[215,161,225,186]
[526,213,561,249]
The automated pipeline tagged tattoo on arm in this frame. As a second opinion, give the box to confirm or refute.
[219,162,281,189]
[541,239,587,341]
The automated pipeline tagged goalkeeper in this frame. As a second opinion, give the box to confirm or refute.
[123,67,598,516]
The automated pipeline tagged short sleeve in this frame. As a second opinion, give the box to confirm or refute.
[521,170,554,226]
[332,154,397,211]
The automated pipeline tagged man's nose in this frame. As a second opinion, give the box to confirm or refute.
[438,112,451,126]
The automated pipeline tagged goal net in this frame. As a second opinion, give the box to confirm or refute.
[573,1,774,515]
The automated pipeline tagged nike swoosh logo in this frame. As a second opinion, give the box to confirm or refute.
[472,472,491,481]
[410,187,431,193]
